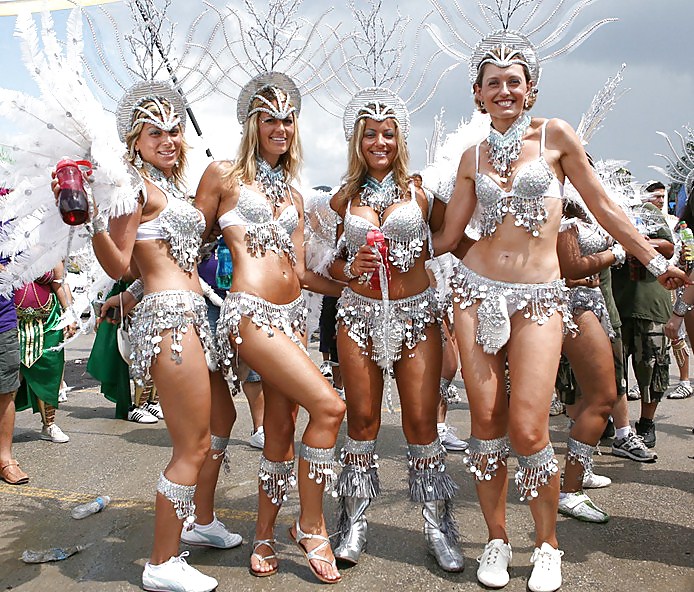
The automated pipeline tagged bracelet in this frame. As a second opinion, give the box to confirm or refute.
[343,259,358,280]
[673,297,694,317]
[85,215,107,238]
[645,254,669,278]
[609,243,626,266]
[125,279,144,303]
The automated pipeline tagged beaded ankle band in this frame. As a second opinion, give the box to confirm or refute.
[407,439,458,502]
[157,472,196,530]
[211,434,231,475]
[300,443,337,496]
[464,435,511,481]
[515,443,559,501]
[259,456,296,506]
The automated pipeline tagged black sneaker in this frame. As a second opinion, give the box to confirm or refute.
[635,420,656,448]
[612,431,657,462]
[601,417,615,440]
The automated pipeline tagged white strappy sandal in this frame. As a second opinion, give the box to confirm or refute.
[249,538,278,577]
[288,520,342,584]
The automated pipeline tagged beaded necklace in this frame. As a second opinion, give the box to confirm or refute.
[487,111,531,182]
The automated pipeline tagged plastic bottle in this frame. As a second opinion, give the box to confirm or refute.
[215,240,233,290]
[56,159,92,226]
[366,229,390,291]
[678,222,694,262]
[71,495,111,519]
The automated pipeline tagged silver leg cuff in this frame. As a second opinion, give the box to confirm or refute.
[463,435,511,481]
[211,434,231,475]
[259,455,296,506]
[407,439,458,502]
[300,443,337,496]
[514,443,559,502]
[157,472,196,529]
[337,437,380,498]
[566,437,595,475]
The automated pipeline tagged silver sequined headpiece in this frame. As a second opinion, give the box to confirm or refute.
[116,81,187,142]
[426,0,616,87]
[343,87,410,141]
[237,72,302,125]
[652,126,694,199]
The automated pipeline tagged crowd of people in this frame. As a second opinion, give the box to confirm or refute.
[1,2,692,592]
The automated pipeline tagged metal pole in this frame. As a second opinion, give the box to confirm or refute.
[133,0,213,158]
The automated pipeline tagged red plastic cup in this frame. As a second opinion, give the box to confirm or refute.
[56,159,92,226]
[366,228,390,291]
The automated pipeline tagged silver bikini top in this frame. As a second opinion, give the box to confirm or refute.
[217,181,298,265]
[339,179,432,273]
[135,170,204,273]
[562,217,610,256]
[474,120,564,238]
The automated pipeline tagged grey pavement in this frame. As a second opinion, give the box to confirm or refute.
[1,333,693,591]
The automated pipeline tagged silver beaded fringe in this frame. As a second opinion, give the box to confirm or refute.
[336,437,380,499]
[566,437,595,475]
[515,443,559,501]
[463,435,511,481]
[157,472,197,530]
[300,443,337,496]
[407,439,458,502]
[259,456,296,506]
[211,434,231,475]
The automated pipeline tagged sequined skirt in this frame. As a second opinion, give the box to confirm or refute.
[450,263,577,354]
[337,287,441,369]
[569,286,615,339]
[216,292,307,385]
[129,290,215,386]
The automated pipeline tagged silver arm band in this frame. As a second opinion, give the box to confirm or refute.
[609,243,626,266]
[343,259,358,280]
[645,254,669,278]
[85,215,107,238]
[673,296,694,317]
[125,279,144,303]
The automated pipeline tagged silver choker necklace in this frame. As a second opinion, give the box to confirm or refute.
[255,158,288,208]
[360,172,402,214]
[487,111,531,182]
[142,162,185,199]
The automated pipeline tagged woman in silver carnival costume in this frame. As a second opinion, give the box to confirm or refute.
[428,2,689,590]
[57,85,221,592]
[195,73,346,584]
[327,88,463,572]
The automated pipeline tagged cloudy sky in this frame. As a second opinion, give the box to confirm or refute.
[0,0,692,193]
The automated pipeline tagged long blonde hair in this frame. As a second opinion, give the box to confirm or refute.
[223,86,303,187]
[338,108,410,210]
[124,98,188,187]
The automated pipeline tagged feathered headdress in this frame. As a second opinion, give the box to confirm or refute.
[651,125,694,200]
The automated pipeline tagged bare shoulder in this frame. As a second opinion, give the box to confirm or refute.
[330,186,348,216]
[543,117,579,143]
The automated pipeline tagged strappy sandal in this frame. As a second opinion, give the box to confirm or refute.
[288,520,342,584]
[249,539,278,577]
[0,460,29,485]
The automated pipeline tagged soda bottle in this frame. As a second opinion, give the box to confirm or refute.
[56,159,92,226]
[366,228,390,291]
[71,495,111,519]
[678,222,694,262]
[215,240,233,290]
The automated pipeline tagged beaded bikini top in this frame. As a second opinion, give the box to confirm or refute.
[217,165,298,265]
[340,175,431,273]
[474,120,563,238]
[563,217,610,257]
[135,165,205,273]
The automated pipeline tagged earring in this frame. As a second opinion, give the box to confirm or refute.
[524,96,530,109]
[133,150,143,168]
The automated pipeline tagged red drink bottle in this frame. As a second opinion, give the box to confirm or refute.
[366,228,390,291]
[56,159,91,225]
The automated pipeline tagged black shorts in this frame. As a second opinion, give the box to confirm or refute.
[319,295,339,362]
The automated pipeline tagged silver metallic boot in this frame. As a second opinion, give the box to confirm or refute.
[423,499,465,572]
[333,496,371,564]
[408,439,464,573]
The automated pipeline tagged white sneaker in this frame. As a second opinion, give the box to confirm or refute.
[334,386,346,401]
[558,491,609,523]
[582,469,611,489]
[668,381,693,399]
[528,543,563,592]
[128,405,158,424]
[40,423,70,443]
[181,514,242,549]
[319,361,333,380]
[437,423,469,452]
[144,401,165,420]
[142,551,218,592]
[58,381,70,403]
[476,538,512,588]
[249,426,265,449]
